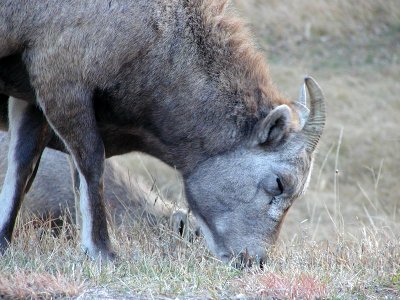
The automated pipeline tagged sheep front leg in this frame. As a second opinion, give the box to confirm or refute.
[37,86,114,260]
[67,156,81,229]
[0,98,50,252]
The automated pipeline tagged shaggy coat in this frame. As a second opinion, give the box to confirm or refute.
[0,0,290,168]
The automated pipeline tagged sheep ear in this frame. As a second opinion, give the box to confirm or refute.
[252,105,292,147]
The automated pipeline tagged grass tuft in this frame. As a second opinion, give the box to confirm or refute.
[0,271,84,300]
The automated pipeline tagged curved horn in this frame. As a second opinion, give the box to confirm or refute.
[302,77,326,153]
[294,83,310,129]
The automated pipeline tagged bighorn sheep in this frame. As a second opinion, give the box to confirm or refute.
[0,0,325,263]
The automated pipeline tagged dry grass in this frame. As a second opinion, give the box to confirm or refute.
[236,228,399,299]
[0,271,83,300]
[1,212,398,299]
[1,0,399,299]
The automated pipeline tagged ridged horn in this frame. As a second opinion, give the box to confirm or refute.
[302,77,326,153]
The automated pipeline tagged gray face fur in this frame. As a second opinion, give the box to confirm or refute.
[186,111,312,262]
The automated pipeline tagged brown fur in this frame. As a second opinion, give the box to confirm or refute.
[0,0,291,169]
[186,0,289,111]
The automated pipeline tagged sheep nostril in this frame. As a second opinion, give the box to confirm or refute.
[269,197,275,205]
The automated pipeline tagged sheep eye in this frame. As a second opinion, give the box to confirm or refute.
[276,178,284,195]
